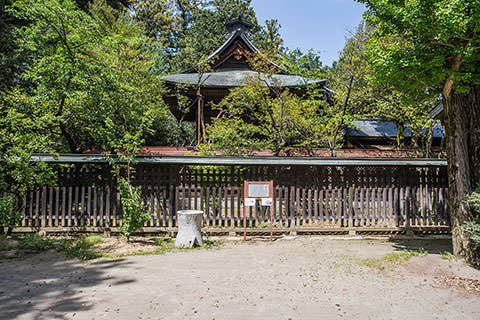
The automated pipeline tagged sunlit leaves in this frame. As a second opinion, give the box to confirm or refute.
[358,0,480,93]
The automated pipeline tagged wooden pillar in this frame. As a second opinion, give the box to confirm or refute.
[197,91,204,145]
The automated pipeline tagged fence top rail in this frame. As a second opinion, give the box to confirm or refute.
[30,154,448,167]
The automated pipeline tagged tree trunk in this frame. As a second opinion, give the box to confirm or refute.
[396,121,405,149]
[425,124,434,158]
[444,84,480,262]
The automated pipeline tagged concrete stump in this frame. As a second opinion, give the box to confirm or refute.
[175,210,203,248]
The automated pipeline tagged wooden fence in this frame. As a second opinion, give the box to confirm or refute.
[17,156,450,233]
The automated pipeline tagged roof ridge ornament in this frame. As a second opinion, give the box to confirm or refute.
[225,14,254,40]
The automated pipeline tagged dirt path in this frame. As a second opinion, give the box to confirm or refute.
[1,238,479,320]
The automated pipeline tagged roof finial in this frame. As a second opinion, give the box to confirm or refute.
[225,13,254,39]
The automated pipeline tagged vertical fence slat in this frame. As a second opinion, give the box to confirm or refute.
[19,162,449,232]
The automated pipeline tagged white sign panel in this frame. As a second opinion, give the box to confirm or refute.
[261,198,273,206]
[244,198,256,207]
[248,184,270,198]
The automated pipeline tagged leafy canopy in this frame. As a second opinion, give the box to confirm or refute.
[358,0,480,94]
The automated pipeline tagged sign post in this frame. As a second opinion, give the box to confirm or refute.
[243,180,274,241]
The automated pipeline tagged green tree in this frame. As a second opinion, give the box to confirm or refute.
[335,21,437,153]
[9,0,173,153]
[358,0,480,262]
[284,49,325,74]
[118,176,150,240]
[0,0,28,98]
[0,90,57,234]
[254,18,285,57]
[201,53,348,156]
[129,0,175,44]
[168,0,261,71]
[6,0,176,235]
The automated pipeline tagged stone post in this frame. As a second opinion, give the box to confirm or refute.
[175,210,204,248]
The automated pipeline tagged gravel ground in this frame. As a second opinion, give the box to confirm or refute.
[1,237,479,320]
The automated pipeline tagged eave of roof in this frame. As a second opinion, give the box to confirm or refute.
[429,101,444,119]
[30,154,447,167]
[162,70,325,88]
[346,119,444,138]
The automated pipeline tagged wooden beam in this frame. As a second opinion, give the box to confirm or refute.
[29,154,448,167]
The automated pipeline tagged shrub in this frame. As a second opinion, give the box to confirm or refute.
[118,177,150,240]
[0,194,23,235]
[463,188,480,245]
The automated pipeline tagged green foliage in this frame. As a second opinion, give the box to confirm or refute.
[358,0,480,95]
[17,234,57,251]
[60,235,103,260]
[155,237,173,246]
[0,89,57,234]
[358,249,428,270]
[203,118,269,156]
[357,0,480,262]
[168,0,260,72]
[440,251,454,260]
[284,49,325,75]
[286,39,359,155]
[330,20,437,152]
[201,51,353,156]
[145,0,287,73]
[0,195,22,234]
[118,177,150,239]
[130,0,175,43]
[466,188,480,215]
[463,189,480,245]
[0,0,25,98]
[202,239,223,249]
[8,0,174,153]
[254,18,285,57]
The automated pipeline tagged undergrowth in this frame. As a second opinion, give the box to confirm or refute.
[440,251,455,260]
[17,234,57,251]
[0,235,14,251]
[59,236,220,260]
[358,249,428,270]
[60,235,104,260]
[202,239,224,249]
[2,234,224,261]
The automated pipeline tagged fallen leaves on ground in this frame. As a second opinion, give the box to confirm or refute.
[434,273,480,295]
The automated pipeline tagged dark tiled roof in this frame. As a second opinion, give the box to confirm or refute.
[161,70,325,88]
[347,119,444,138]
[429,101,444,119]
[163,17,325,88]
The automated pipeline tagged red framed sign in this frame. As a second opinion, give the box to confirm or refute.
[243,180,274,241]
[244,180,273,200]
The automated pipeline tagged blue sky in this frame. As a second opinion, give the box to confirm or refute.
[251,0,367,66]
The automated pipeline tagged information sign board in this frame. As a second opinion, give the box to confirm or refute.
[243,180,274,241]
[244,181,273,200]
[261,198,273,206]
[248,184,270,198]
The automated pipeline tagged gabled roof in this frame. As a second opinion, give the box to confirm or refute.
[182,18,287,74]
[162,17,325,89]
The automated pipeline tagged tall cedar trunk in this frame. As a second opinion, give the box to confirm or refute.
[444,84,480,262]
